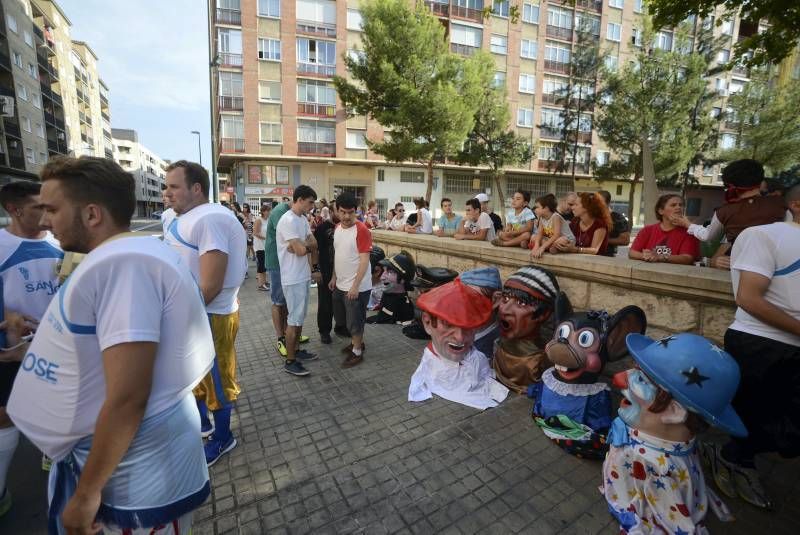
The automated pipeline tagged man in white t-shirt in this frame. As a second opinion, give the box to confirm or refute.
[164,160,247,467]
[329,192,373,368]
[705,183,800,510]
[6,156,214,534]
[455,198,496,242]
[0,180,63,517]
[276,185,320,377]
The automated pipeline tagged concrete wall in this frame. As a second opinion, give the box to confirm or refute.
[371,230,736,343]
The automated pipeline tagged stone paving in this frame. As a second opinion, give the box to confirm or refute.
[3,270,800,534]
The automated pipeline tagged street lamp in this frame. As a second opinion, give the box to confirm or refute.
[191,130,202,166]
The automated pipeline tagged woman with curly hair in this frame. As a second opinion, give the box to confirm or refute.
[550,192,611,255]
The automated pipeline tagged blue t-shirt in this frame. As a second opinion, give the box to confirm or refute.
[438,214,463,235]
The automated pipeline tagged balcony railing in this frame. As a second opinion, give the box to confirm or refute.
[298,141,336,156]
[724,121,740,130]
[542,93,559,105]
[576,131,592,144]
[540,126,562,139]
[218,52,243,67]
[33,24,43,40]
[297,102,336,118]
[220,138,245,153]
[536,160,590,174]
[731,64,750,77]
[101,111,111,122]
[425,1,450,17]
[297,62,336,77]
[218,95,244,111]
[544,60,570,74]
[216,7,241,25]
[546,25,573,41]
[296,20,337,38]
[0,51,10,72]
[574,0,602,13]
[450,42,479,56]
[3,119,21,139]
[450,4,483,23]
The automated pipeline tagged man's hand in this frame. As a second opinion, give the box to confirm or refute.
[453,233,464,240]
[711,256,731,270]
[642,249,658,262]
[435,229,443,237]
[669,214,690,228]
[328,276,336,292]
[61,490,102,535]
[347,286,359,300]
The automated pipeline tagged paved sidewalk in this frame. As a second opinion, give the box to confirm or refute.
[3,270,799,534]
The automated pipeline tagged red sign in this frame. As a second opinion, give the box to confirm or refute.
[248,165,262,184]
[226,186,235,193]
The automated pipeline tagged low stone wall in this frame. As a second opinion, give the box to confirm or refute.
[371,230,736,343]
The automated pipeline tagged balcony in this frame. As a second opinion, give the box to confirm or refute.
[724,121,740,130]
[540,126,562,139]
[100,93,109,106]
[215,7,241,26]
[218,52,243,67]
[574,0,602,13]
[541,93,559,105]
[546,25,573,41]
[576,131,592,144]
[298,141,336,157]
[297,102,336,118]
[424,1,449,17]
[101,111,110,122]
[3,119,21,139]
[544,60,570,74]
[450,43,479,56]
[536,160,590,174]
[450,4,483,23]
[297,62,336,77]
[0,50,10,72]
[218,95,244,111]
[731,64,750,78]
[33,24,43,40]
[296,20,336,39]
[220,138,245,153]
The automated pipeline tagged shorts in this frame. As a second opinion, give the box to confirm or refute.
[283,281,310,327]
[102,512,193,534]
[256,250,266,273]
[0,362,20,406]
[332,288,371,336]
[268,269,285,306]
[194,312,241,411]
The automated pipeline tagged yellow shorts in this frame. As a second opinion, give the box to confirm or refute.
[194,312,241,410]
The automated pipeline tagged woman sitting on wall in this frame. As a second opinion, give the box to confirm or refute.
[549,192,611,256]
[629,194,700,265]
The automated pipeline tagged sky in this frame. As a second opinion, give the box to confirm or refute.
[58,0,212,169]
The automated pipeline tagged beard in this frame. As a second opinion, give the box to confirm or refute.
[58,210,91,253]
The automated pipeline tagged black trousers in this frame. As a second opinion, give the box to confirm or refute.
[317,271,333,335]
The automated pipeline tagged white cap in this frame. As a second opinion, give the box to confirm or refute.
[474,193,490,203]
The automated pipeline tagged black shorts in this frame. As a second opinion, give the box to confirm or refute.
[256,250,266,273]
[0,362,21,407]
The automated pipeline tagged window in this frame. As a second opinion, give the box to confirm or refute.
[538,144,556,160]
[296,0,336,24]
[219,71,243,97]
[32,92,41,109]
[377,169,385,182]
[258,80,281,102]
[522,3,539,24]
[257,0,280,18]
[609,0,623,8]
[347,9,363,31]
[543,77,568,96]
[492,0,509,17]
[493,71,506,88]
[258,38,281,61]
[521,39,537,59]
[715,78,727,94]
[702,16,714,31]
[655,31,673,51]
[517,108,534,127]
[711,107,721,118]
[23,30,33,48]
[703,164,715,176]
[490,35,508,55]
[297,38,336,68]
[39,152,46,164]
[6,14,17,33]
[259,122,282,144]
[221,115,244,139]
[297,79,336,104]
[540,108,562,128]
[634,0,644,13]
[22,116,32,132]
[217,28,242,54]
[720,19,733,36]
[544,43,570,63]
[297,120,335,143]
[718,49,730,63]
[450,24,482,48]
[607,22,621,42]
[25,148,35,164]
[596,150,609,166]
[576,13,600,36]
[12,50,23,68]
[17,84,28,101]
[400,171,424,183]
[36,123,45,138]
[347,48,366,67]
[547,7,572,29]
[729,80,745,94]
[519,73,535,93]
[346,129,368,149]
[685,198,702,217]
[631,28,642,47]
[27,63,36,79]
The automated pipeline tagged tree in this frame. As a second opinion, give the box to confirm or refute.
[333,0,485,202]
[595,17,709,220]
[455,53,533,203]
[721,66,800,173]
[647,0,800,67]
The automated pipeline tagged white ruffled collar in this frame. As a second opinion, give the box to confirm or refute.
[541,367,610,396]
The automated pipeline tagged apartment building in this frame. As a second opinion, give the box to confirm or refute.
[112,128,168,217]
[208,0,791,222]
[0,0,110,184]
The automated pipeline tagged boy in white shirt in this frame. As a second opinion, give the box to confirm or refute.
[493,189,535,248]
[455,198,496,242]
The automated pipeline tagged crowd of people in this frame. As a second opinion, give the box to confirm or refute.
[0,155,796,533]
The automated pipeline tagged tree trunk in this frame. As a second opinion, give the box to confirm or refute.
[628,173,640,224]
[424,159,434,204]
[493,171,506,215]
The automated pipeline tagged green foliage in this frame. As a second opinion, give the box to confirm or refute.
[647,0,800,67]
[333,0,485,201]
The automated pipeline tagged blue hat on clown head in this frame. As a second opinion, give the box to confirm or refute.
[625,333,747,437]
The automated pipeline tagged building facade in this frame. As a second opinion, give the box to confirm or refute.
[208,0,796,223]
[112,128,168,218]
[0,0,110,183]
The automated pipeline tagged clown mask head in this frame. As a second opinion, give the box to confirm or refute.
[421,312,477,362]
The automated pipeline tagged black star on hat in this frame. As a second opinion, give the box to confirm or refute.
[656,335,676,347]
[682,366,710,387]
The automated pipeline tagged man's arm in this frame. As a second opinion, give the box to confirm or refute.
[672,213,723,242]
[608,231,630,247]
[348,252,370,299]
[62,341,157,533]
[199,250,228,305]
[456,228,488,241]
[736,271,800,337]
[287,238,308,256]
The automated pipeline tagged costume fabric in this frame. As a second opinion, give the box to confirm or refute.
[409,346,508,410]
[492,340,550,394]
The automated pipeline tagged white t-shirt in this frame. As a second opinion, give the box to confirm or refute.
[0,229,63,321]
[334,221,373,293]
[163,203,247,314]
[416,207,433,234]
[730,222,800,347]
[7,236,215,460]
[160,207,176,237]
[276,209,312,286]
[254,216,268,251]
[463,212,496,241]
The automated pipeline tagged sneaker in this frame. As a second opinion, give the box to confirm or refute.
[341,350,364,368]
[296,349,318,361]
[205,434,237,467]
[310,281,318,288]
[0,488,11,518]
[700,442,737,499]
[299,335,310,344]
[284,360,311,376]
[201,420,215,439]
[277,337,288,357]
[341,342,366,355]
[258,284,268,292]
[320,332,332,344]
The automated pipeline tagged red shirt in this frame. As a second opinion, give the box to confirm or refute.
[631,224,700,260]
[570,218,609,255]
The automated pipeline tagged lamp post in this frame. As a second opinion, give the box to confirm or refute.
[191,130,202,166]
